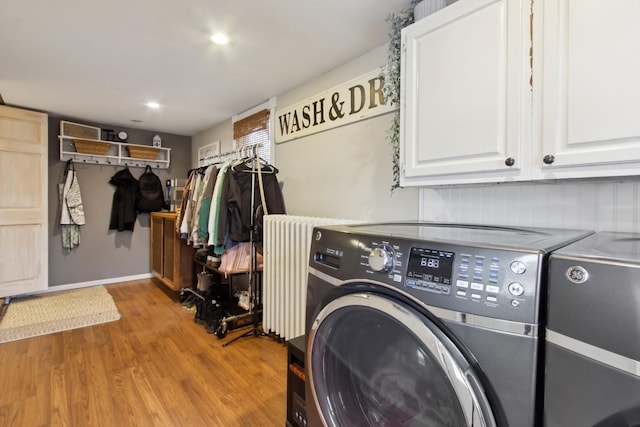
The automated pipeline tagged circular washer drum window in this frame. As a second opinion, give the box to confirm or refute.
[308,293,489,427]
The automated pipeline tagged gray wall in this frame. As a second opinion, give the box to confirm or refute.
[193,45,420,222]
[48,116,192,287]
[192,119,234,164]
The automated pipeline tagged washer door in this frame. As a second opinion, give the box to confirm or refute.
[308,292,496,427]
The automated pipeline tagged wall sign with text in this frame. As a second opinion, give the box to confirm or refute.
[275,68,395,144]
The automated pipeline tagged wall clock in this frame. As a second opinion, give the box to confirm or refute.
[117,131,128,142]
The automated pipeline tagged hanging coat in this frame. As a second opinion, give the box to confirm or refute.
[109,168,139,231]
[226,160,286,243]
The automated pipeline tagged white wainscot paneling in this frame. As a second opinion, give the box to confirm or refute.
[420,180,640,233]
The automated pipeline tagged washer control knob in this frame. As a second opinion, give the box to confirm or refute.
[508,282,525,297]
[510,261,527,274]
[368,245,394,273]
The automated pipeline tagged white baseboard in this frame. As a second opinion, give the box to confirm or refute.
[43,273,154,294]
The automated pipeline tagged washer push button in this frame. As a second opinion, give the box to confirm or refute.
[470,282,484,291]
[486,285,500,294]
[508,282,525,297]
[456,279,469,289]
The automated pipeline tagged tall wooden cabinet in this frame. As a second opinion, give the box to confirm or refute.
[0,105,48,297]
[150,212,195,291]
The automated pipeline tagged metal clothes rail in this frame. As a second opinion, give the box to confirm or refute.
[198,144,261,167]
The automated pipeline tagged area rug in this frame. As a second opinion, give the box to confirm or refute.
[0,285,121,343]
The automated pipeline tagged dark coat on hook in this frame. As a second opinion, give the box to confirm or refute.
[108,168,139,231]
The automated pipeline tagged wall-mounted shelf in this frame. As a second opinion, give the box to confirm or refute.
[59,136,171,168]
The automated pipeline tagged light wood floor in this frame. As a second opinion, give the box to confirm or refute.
[0,279,288,427]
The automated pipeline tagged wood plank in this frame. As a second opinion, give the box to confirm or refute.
[0,279,288,426]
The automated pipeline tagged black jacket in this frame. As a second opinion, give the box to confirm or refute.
[226,161,286,242]
[109,168,139,231]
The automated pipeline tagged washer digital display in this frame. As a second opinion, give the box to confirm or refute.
[406,248,455,293]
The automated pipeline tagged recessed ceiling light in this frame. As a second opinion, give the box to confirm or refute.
[210,33,229,45]
[146,101,160,109]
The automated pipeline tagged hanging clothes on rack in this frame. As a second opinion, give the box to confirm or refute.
[181,146,285,254]
[193,164,218,247]
[180,168,204,242]
[227,158,285,243]
[59,159,85,251]
[108,167,139,231]
[176,170,196,235]
[207,160,234,254]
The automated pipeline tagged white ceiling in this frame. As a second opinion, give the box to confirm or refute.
[0,0,411,136]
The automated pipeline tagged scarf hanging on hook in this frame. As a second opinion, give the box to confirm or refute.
[59,159,86,251]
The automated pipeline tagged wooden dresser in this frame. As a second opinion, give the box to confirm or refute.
[150,212,195,291]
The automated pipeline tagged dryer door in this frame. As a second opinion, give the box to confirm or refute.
[308,292,496,427]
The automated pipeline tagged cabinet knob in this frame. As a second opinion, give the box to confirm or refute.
[505,157,515,167]
[543,154,555,165]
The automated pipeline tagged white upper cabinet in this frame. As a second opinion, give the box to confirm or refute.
[401,0,640,186]
[400,0,531,186]
[532,0,640,179]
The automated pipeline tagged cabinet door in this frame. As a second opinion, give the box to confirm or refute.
[400,0,530,186]
[150,214,164,277]
[534,0,640,179]
[162,217,176,286]
[0,106,48,297]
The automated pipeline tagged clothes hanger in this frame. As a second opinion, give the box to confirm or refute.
[240,156,276,174]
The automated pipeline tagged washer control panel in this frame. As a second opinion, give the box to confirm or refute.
[357,237,542,323]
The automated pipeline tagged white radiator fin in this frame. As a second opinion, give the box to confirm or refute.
[263,215,360,341]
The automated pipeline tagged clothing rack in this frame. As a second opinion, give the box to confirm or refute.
[184,143,276,344]
[222,143,270,347]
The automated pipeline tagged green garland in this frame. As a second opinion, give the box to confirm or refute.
[384,0,421,191]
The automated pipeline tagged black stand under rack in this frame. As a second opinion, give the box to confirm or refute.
[222,223,269,347]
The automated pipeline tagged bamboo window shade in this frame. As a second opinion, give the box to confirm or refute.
[233,109,269,139]
[233,108,271,162]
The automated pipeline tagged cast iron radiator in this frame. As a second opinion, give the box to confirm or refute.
[262,215,360,340]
